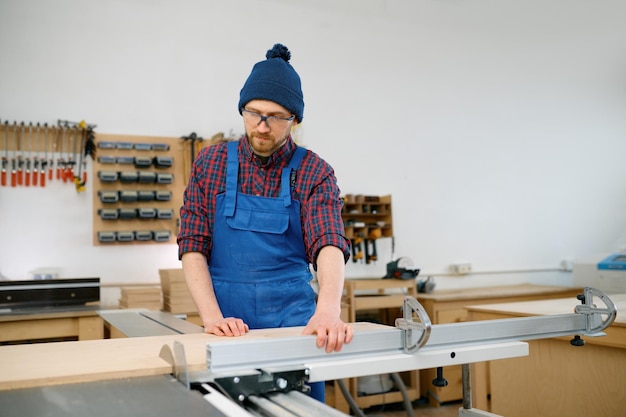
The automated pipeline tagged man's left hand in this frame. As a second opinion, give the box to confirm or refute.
[302,312,353,353]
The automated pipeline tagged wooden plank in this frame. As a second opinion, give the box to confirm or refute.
[0,322,387,391]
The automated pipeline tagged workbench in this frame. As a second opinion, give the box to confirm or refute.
[467,293,626,417]
[0,306,104,343]
[414,284,583,405]
[343,278,417,324]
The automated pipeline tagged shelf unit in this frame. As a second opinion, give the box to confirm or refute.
[341,194,393,240]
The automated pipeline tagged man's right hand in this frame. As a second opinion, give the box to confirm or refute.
[205,317,249,336]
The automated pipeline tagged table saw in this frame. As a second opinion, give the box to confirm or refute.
[0,287,617,417]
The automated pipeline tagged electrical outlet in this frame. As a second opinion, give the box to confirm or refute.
[560,259,573,272]
[450,263,472,275]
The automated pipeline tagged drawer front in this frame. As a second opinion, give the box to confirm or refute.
[436,308,469,324]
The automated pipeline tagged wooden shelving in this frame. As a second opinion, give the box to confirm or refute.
[341,194,393,264]
[341,194,393,240]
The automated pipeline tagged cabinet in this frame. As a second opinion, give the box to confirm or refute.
[467,294,626,417]
[415,284,583,406]
[0,310,104,344]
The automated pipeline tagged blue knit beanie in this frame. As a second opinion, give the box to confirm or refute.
[238,44,304,122]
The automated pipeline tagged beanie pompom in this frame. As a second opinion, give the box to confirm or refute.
[266,44,291,62]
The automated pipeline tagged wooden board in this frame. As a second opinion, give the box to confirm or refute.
[0,322,387,391]
[119,286,162,309]
[159,268,197,314]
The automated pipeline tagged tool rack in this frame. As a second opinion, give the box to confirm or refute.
[93,133,184,245]
[0,120,94,189]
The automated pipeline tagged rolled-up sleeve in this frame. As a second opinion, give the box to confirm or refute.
[300,157,351,268]
[177,145,226,261]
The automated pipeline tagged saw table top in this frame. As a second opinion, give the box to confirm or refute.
[0,375,220,417]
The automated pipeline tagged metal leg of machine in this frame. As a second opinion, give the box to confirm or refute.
[457,363,503,417]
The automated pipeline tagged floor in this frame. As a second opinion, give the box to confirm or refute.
[361,399,461,417]
[325,379,461,417]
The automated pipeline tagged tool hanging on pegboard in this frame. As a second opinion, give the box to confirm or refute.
[180,132,203,186]
[57,119,97,192]
[180,131,234,185]
[0,118,96,191]
[365,227,382,264]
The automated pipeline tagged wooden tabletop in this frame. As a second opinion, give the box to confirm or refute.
[466,292,625,326]
[467,293,625,350]
[0,305,102,321]
[416,284,582,302]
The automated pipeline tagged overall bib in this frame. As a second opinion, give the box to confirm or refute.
[209,141,324,401]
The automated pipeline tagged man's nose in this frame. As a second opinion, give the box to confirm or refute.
[256,119,271,133]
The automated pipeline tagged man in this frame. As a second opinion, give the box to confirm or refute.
[177,43,353,401]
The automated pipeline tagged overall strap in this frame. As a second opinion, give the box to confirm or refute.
[280,146,307,207]
[224,141,239,217]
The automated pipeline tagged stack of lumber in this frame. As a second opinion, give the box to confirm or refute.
[159,269,197,314]
[118,286,162,310]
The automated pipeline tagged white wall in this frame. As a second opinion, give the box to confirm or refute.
[1,0,625,304]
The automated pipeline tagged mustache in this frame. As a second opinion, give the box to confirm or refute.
[251,132,273,140]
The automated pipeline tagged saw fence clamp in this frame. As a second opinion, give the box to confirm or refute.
[571,286,618,346]
[395,296,432,353]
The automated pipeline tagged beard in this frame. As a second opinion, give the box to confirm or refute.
[247,130,289,157]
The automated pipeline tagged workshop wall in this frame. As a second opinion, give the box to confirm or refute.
[1,0,626,304]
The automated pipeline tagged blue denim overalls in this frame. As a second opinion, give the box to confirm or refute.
[209,141,324,401]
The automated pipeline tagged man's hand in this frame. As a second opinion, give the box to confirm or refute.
[204,317,249,336]
[302,312,353,353]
